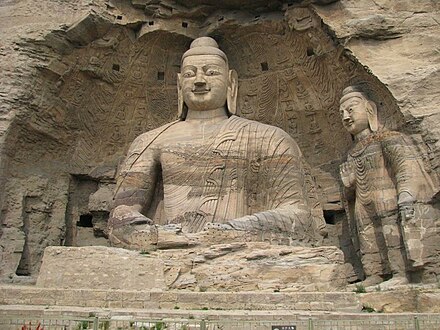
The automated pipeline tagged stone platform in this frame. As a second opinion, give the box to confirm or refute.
[2,285,440,314]
[1,299,440,330]
[1,304,439,325]
[36,245,355,292]
[0,285,360,312]
[3,246,440,329]
[2,285,440,330]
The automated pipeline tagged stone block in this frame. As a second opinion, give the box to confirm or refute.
[37,246,166,290]
[122,300,144,309]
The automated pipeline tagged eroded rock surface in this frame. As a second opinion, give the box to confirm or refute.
[37,244,354,292]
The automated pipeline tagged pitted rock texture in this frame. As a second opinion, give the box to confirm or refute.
[37,246,166,290]
[36,244,353,292]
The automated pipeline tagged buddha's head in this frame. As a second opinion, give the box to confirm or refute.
[339,85,378,137]
[178,37,238,119]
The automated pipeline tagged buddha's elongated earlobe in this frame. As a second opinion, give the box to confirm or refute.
[177,73,186,120]
[227,69,238,115]
[365,100,378,132]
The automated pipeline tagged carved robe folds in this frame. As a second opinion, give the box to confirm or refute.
[345,130,436,277]
[110,116,326,247]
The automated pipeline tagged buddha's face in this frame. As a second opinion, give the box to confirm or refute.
[339,96,370,136]
[180,55,229,111]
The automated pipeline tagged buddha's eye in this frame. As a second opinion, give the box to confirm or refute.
[205,68,220,76]
[182,70,195,78]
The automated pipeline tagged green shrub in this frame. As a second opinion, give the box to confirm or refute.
[353,283,366,293]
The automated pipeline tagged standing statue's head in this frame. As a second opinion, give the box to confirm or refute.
[177,37,238,119]
[339,85,378,136]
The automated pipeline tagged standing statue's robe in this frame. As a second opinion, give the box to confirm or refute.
[345,130,436,277]
[111,115,325,243]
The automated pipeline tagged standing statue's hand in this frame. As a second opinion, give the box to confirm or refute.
[398,191,416,220]
[339,161,356,188]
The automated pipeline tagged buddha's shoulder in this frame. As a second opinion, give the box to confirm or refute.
[231,116,293,139]
[230,116,301,153]
[130,120,181,149]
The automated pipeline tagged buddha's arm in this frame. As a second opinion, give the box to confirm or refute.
[108,133,160,245]
[226,132,326,240]
[381,132,431,204]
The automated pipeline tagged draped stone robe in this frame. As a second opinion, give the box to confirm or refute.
[111,115,325,243]
[345,130,436,275]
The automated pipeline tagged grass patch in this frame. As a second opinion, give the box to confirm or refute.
[353,283,366,293]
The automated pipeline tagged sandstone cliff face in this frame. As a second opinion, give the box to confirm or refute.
[0,0,438,282]
[315,0,440,174]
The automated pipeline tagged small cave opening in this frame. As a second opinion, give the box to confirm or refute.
[15,242,31,276]
[15,198,31,276]
[157,71,165,81]
[15,263,31,276]
[182,22,188,28]
[261,62,269,71]
[323,210,337,225]
[77,214,93,228]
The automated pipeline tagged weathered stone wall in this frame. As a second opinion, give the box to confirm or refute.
[0,0,438,282]
[315,0,440,173]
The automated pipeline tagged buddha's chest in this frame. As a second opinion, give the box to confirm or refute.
[350,143,386,174]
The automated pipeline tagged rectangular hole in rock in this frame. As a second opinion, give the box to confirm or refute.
[112,64,120,71]
[182,22,188,28]
[77,214,93,228]
[261,62,269,71]
[157,71,165,81]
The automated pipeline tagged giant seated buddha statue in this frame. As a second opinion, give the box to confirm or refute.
[108,37,327,250]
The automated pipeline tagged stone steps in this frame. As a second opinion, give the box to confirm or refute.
[1,304,440,330]
[2,285,440,329]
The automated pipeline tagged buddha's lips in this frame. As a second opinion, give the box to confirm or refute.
[192,88,211,94]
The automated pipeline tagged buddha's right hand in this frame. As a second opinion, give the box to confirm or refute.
[108,205,156,249]
[340,161,356,188]
[111,205,153,226]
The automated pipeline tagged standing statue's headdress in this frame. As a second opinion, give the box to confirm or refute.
[178,37,238,119]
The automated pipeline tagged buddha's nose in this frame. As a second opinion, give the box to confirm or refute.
[194,70,207,85]
[194,80,206,87]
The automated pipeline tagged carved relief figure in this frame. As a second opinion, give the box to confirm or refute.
[339,85,436,286]
[108,37,326,250]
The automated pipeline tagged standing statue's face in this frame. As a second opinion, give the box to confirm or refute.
[180,55,229,111]
[339,96,370,136]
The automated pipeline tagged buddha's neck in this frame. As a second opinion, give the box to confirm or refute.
[354,128,373,142]
[185,107,229,123]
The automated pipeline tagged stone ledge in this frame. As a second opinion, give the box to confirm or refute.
[2,285,440,313]
[0,285,361,312]
[1,304,440,322]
